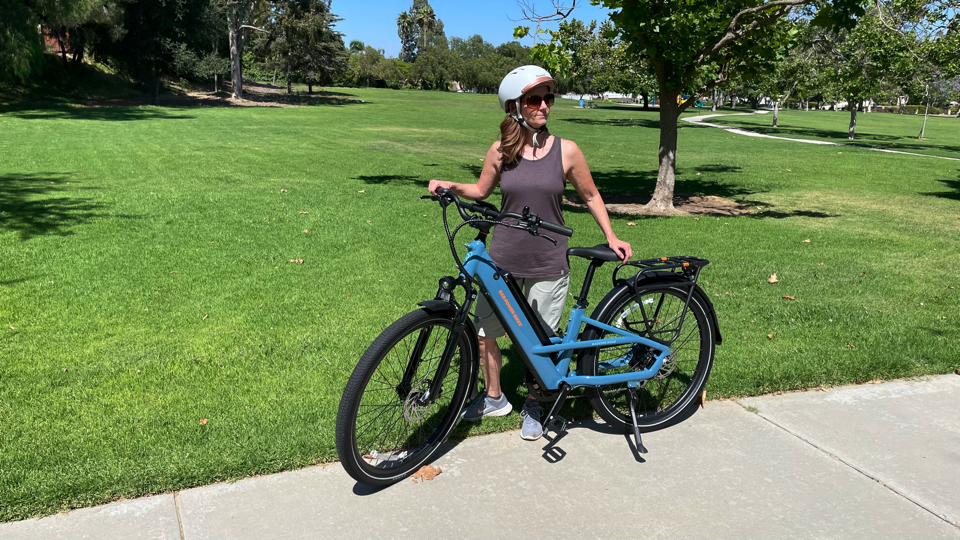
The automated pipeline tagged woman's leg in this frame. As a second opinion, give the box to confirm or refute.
[477,335,503,397]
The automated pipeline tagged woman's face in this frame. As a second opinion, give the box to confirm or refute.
[519,85,553,129]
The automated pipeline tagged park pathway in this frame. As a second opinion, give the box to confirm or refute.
[684,110,960,161]
[1,375,958,540]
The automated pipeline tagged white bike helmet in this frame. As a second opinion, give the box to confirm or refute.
[498,65,555,147]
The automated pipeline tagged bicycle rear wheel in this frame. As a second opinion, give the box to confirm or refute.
[335,309,476,486]
[580,283,715,432]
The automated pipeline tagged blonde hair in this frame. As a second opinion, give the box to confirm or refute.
[498,101,523,166]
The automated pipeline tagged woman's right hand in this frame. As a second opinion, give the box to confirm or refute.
[428,179,453,195]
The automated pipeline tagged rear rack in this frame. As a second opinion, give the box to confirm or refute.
[612,255,710,286]
[611,255,711,345]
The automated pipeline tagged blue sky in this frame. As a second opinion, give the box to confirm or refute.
[334,0,612,58]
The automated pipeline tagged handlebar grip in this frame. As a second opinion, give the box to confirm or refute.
[539,220,574,237]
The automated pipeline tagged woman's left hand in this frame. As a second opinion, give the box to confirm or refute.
[608,238,633,261]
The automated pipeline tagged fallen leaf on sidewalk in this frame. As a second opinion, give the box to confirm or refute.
[767,273,779,284]
[411,465,441,481]
[782,295,795,300]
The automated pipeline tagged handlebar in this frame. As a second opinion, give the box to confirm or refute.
[422,188,573,238]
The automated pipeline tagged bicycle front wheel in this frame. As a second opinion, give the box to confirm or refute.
[580,284,716,432]
[335,309,477,486]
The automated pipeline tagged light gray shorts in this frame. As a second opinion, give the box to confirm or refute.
[474,274,570,338]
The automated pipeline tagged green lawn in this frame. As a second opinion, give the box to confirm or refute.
[1,89,958,521]
[707,107,960,159]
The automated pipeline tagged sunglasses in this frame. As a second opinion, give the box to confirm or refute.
[523,93,555,110]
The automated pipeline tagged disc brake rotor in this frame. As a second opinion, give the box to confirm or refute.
[402,383,432,422]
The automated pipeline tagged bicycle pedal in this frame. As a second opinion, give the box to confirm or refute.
[545,415,568,434]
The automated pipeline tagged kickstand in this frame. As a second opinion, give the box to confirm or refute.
[541,383,571,436]
[627,387,648,454]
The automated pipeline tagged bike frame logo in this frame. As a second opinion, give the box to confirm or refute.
[498,290,523,327]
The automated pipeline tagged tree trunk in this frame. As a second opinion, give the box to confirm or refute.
[226,3,253,101]
[308,82,313,94]
[287,64,292,94]
[918,85,931,139]
[804,98,809,111]
[641,92,650,110]
[848,99,857,140]
[272,65,277,85]
[70,32,85,68]
[711,89,718,111]
[55,28,69,70]
[644,95,680,215]
[151,76,160,106]
[773,101,779,127]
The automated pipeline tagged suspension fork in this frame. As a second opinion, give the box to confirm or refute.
[417,284,479,407]
[397,325,434,400]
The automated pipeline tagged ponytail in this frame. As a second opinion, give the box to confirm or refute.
[498,102,523,166]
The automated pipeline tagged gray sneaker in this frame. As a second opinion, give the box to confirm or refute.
[461,392,513,422]
[520,399,544,441]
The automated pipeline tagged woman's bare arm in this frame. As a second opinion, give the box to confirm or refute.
[428,142,501,200]
[562,140,633,261]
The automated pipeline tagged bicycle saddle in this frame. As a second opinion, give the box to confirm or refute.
[567,244,621,262]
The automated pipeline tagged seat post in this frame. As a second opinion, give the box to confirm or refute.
[574,260,604,309]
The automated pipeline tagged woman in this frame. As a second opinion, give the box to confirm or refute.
[427,66,632,441]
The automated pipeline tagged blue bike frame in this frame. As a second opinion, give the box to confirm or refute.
[462,239,671,391]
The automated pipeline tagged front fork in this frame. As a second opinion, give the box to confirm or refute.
[412,277,478,407]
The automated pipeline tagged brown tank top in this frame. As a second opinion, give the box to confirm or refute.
[489,136,569,278]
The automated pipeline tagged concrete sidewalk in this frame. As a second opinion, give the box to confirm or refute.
[3,375,958,540]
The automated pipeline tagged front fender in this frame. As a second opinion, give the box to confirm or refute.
[416,300,480,371]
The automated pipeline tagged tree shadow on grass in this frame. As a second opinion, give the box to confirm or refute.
[920,178,960,201]
[0,172,133,239]
[559,117,661,129]
[354,174,429,188]
[565,166,838,219]
[4,106,195,122]
[713,122,960,156]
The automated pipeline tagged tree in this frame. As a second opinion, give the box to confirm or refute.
[96,0,210,104]
[0,0,44,81]
[519,0,866,214]
[415,5,436,51]
[396,11,413,61]
[811,7,909,139]
[220,0,267,99]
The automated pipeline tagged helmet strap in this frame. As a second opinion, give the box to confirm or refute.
[512,101,548,148]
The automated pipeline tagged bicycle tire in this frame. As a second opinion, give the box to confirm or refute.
[335,308,477,486]
[579,283,715,432]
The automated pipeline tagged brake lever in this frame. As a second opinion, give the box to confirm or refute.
[537,232,558,245]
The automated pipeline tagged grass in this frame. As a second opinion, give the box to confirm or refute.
[1,88,958,521]
[706,107,960,159]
